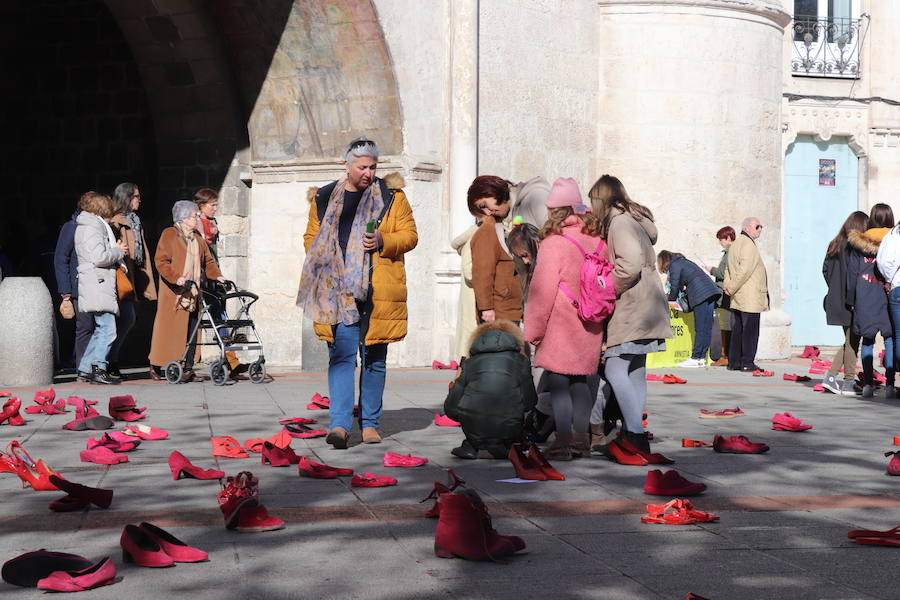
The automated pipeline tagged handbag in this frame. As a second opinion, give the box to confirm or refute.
[116,265,134,301]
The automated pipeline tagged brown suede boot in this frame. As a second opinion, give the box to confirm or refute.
[571,433,591,458]
[589,423,607,449]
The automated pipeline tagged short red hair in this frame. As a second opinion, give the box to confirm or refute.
[466,175,510,217]
[716,226,736,241]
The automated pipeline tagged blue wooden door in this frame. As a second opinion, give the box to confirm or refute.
[783,135,858,346]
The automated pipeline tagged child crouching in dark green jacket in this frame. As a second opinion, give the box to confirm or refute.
[444,320,538,459]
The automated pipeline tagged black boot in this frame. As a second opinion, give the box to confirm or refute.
[451,439,477,460]
[618,429,651,454]
[91,365,121,385]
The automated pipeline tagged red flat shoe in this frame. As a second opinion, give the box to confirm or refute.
[278,416,318,425]
[62,415,115,431]
[282,423,328,439]
[139,522,207,562]
[699,407,745,419]
[244,438,266,453]
[1,551,95,587]
[434,414,461,427]
[351,472,398,487]
[784,373,811,381]
[36,557,115,592]
[662,374,687,384]
[211,435,250,458]
[383,452,428,467]
[808,367,826,375]
[305,393,330,410]
[261,441,301,466]
[886,451,900,476]
[646,374,664,381]
[48,495,90,512]
[682,439,713,448]
[771,412,813,432]
[854,536,900,547]
[48,475,113,508]
[120,524,174,567]
[298,456,353,478]
[86,433,140,452]
[80,447,128,465]
[123,424,169,440]
[848,526,900,539]
[168,450,225,480]
[644,469,707,496]
[235,504,285,533]
[713,434,769,454]
[752,369,774,377]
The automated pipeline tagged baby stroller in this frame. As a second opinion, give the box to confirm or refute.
[164,280,267,385]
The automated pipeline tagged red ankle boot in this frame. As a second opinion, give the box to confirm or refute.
[261,441,301,466]
[422,469,465,517]
[434,490,524,561]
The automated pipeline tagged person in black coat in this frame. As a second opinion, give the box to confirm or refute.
[53,208,95,372]
[658,251,721,367]
[444,320,538,459]
[846,203,895,398]
[821,211,867,396]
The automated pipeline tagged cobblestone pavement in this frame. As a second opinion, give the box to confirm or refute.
[1,355,898,599]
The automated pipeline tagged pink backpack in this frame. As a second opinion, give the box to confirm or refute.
[557,234,616,323]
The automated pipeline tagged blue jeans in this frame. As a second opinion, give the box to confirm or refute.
[109,299,135,363]
[691,298,716,360]
[327,322,388,432]
[861,335,894,386]
[78,312,117,373]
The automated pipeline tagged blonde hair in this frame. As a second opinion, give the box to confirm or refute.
[78,191,115,219]
[539,207,601,239]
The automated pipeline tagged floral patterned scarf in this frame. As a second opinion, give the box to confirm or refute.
[296,178,384,325]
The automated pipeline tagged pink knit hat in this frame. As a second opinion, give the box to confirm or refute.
[545,177,587,213]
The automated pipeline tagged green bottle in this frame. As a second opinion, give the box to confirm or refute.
[366,219,376,233]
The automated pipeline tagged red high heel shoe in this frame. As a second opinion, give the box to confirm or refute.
[525,442,566,480]
[261,441,301,466]
[615,437,674,465]
[120,524,175,567]
[601,440,650,466]
[6,441,59,490]
[422,469,466,517]
[168,450,225,480]
[217,471,259,529]
[138,522,207,562]
[507,443,547,480]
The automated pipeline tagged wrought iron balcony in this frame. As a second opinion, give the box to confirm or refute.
[791,16,861,79]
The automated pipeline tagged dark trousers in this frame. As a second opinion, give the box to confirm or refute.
[691,299,716,360]
[729,309,760,369]
[73,299,95,371]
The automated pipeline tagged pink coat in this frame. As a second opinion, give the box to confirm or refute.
[524,216,606,375]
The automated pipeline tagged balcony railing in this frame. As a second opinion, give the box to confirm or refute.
[791,16,861,79]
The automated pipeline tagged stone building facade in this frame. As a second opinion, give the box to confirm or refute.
[4,0,898,367]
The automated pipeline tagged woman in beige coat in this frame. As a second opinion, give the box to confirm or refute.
[589,175,672,455]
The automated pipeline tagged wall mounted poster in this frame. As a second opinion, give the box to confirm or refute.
[819,158,836,186]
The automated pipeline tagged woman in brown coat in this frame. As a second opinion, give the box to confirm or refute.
[468,175,523,323]
[149,200,224,382]
[108,182,157,379]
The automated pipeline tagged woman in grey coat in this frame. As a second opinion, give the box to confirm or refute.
[74,191,126,385]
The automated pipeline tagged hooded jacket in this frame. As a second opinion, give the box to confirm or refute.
[444,320,538,451]
[847,228,891,338]
[74,211,124,315]
[303,173,418,345]
[604,209,673,348]
[822,242,852,327]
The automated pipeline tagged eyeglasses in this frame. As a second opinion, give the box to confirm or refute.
[754,225,763,230]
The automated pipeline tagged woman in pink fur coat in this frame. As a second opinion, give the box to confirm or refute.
[524,178,606,460]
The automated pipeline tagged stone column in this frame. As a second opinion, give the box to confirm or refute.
[595,0,792,358]
[448,0,479,242]
[0,278,54,387]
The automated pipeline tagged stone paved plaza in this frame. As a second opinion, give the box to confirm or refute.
[1,356,899,599]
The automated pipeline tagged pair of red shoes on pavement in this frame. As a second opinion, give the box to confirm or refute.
[81,431,139,464]
[432,360,459,370]
[508,442,565,480]
[646,374,687,384]
[641,498,719,524]
[644,469,707,496]
[599,432,673,466]
[120,522,208,566]
[2,550,115,592]
[217,471,284,533]
[1,440,59,491]
[22,388,66,416]
[681,435,769,454]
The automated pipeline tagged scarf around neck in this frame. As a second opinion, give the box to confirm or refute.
[296,178,384,326]
[126,211,144,266]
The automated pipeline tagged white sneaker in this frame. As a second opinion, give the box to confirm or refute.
[678,358,703,368]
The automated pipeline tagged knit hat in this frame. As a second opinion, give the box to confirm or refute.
[546,178,587,214]
[172,200,198,223]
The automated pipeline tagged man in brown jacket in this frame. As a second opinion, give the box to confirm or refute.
[724,217,769,372]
